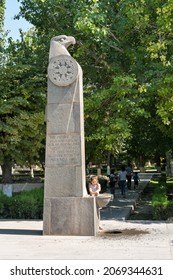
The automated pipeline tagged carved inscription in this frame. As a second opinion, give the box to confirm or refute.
[46,134,81,165]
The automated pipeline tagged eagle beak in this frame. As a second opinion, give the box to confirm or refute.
[68,36,76,45]
[65,36,76,48]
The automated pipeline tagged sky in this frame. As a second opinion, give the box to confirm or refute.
[4,0,32,40]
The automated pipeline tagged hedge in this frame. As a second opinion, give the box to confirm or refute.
[152,182,173,220]
[0,188,44,219]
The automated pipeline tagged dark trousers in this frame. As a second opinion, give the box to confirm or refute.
[120,180,126,195]
[126,175,132,189]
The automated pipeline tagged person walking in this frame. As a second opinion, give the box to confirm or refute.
[133,172,140,189]
[118,165,127,198]
[126,163,133,190]
[109,169,117,199]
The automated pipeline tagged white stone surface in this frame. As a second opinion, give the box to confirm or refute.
[0,220,173,259]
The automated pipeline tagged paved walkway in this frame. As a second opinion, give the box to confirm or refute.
[0,173,173,260]
[100,172,153,221]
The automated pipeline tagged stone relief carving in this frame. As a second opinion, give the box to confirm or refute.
[48,55,78,86]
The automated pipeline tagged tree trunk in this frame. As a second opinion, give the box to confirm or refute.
[30,166,34,178]
[107,151,111,175]
[166,150,173,177]
[1,163,12,184]
[155,155,161,167]
[1,163,13,197]
[139,155,145,172]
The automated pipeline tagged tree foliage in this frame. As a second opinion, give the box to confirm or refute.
[0,31,46,182]
[1,0,173,172]
[0,0,5,32]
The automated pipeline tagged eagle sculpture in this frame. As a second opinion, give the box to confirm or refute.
[49,35,76,60]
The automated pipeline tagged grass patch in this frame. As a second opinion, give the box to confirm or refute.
[152,175,173,220]
[129,175,173,221]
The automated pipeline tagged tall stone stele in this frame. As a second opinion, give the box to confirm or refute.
[43,35,98,236]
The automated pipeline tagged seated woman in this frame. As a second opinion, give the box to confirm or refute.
[88,175,101,196]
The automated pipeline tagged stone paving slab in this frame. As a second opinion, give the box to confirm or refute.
[0,220,173,259]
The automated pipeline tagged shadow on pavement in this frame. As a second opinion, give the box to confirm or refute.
[0,228,43,235]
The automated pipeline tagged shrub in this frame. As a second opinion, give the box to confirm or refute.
[0,188,44,219]
[152,182,172,220]
[159,172,166,184]
[98,175,109,193]
[0,192,12,218]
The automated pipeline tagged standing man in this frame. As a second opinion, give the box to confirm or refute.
[118,165,127,198]
[126,163,133,190]
[109,169,117,199]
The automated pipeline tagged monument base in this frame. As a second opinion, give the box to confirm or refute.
[43,196,99,236]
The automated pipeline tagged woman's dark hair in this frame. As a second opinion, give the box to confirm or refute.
[121,165,125,171]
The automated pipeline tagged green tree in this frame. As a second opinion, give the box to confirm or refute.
[0,0,6,64]
[0,0,5,32]
[117,0,173,164]
[5,0,173,167]
[0,32,46,185]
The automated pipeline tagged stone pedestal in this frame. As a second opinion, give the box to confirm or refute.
[43,197,99,236]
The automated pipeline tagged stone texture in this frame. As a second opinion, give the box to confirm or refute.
[44,166,84,197]
[43,197,99,236]
[46,103,80,134]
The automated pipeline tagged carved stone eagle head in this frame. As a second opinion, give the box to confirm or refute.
[51,35,76,49]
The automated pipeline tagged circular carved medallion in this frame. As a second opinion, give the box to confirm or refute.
[48,55,78,86]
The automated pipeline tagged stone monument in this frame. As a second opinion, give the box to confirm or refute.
[43,35,99,236]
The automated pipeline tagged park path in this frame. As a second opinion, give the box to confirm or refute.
[100,173,154,221]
